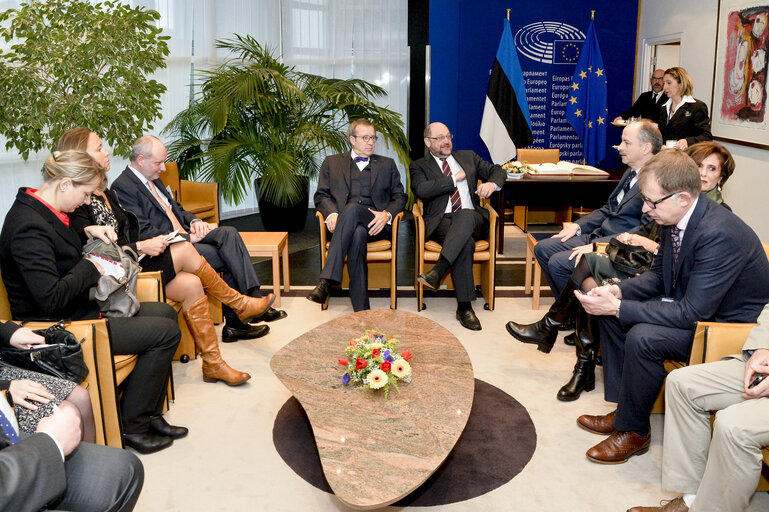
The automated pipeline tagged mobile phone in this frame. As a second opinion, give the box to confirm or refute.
[749,373,766,389]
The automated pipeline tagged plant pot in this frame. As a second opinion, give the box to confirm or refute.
[254,177,310,232]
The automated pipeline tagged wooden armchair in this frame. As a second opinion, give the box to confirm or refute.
[0,269,166,448]
[412,199,497,311]
[315,210,404,310]
[161,162,220,224]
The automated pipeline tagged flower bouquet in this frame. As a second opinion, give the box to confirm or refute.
[501,160,532,179]
[338,330,412,398]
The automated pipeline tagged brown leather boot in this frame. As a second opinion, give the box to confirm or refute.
[192,259,274,322]
[183,296,251,386]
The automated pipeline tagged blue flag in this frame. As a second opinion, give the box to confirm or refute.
[480,19,533,163]
[565,18,607,166]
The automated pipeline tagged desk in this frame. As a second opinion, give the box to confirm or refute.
[496,168,624,254]
[239,231,290,307]
[271,309,474,509]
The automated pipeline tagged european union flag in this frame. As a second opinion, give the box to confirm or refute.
[565,18,607,166]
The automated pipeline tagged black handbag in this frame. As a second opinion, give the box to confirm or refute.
[605,237,655,276]
[0,322,89,383]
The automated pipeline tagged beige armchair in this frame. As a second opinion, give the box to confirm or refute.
[161,162,219,224]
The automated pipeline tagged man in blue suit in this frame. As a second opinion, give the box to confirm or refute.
[534,119,662,297]
[575,150,769,464]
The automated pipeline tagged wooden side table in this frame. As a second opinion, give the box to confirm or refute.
[239,232,290,308]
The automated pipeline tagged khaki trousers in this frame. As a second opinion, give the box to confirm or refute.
[663,357,769,512]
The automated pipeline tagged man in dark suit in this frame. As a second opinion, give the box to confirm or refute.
[575,150,769,464]
[533,119,661,298]
[613,69,668,123]
[307,119,406,311]
[409,122,506,331]
[112,136,284,343]
[0,322,144,512]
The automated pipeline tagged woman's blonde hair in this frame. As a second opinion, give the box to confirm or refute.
[664,67,694,96]
[44,150,105,186]
[56,128,108,190]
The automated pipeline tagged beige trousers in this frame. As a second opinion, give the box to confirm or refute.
[663,357,769,512]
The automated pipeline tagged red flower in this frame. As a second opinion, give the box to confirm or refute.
[349,340,356,346]
[401,349,412,360]
[338,358,349,365]
[372,349,381,357]
[380,361,391,372]
[355,358,367,370]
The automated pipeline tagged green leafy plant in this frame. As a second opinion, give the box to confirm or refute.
[0,0,169,159]
[163,35,410,207]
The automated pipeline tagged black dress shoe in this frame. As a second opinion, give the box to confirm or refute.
[149,415,189,439]
[124,432,173,454]
[417,268,442,291]
[221,323,269,343]
[254,307,287,322]
[306,281,330,304]
[456,308,482,330]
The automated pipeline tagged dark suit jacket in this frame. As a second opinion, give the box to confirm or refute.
[112,167,199,241]
[0,431,67,512]
[313,152,406,219]
[658,99,713,146]
[575,168,647,240]
[621,90,668,121]
[618,194,769,329]
[409,150,506,239]
[0,189,101,321]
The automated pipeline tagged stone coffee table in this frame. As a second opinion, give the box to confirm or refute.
[271,309,475,509]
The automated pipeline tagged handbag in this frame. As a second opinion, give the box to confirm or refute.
[605,237,655,276]
[0,321,89,383]
[82,237,141,317]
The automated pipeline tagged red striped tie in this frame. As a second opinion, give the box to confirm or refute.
[441,159,462,213]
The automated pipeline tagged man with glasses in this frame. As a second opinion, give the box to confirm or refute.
[613,69,668,124]
[409,122,506,330]
[307,119,406,310]
[573,150,769,465]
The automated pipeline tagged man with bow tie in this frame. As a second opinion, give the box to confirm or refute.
[307,119,406,311]
[613,69,668,123]
[574,150,769,465]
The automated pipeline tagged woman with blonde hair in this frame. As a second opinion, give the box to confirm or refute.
[658,67,713,149]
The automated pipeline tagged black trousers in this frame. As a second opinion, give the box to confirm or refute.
[194,225,261,324]
[599,316,693,432]
[429,209,487,303]
[320,203,388,311]
[108,302,180,434]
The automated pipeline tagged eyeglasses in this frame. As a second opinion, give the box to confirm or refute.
[640,191,678,209]
[352,135,377,143]
[651,77,664,81]
[427,134,453,142]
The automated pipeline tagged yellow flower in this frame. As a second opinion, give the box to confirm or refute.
[391,359,411,378]
[368,342,384,350]
[367,369,388,389]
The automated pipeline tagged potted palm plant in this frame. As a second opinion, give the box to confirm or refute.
[163,35,410,231]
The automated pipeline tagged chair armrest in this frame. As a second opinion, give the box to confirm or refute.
[390,211,404,252]
[688,321,756,366]
[137,271,165,303]
[412,201,426,266]
[595,242,609,254]
[315,211,328,264]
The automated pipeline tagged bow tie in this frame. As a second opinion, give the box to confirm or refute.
[354,157,369,163]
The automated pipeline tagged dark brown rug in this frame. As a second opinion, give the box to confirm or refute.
[272,378,537,506]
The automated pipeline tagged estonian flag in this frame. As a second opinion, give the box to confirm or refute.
[480,19,533,164]
[565,17,607,166]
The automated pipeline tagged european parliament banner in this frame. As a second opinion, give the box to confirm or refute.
[429,0,638,168]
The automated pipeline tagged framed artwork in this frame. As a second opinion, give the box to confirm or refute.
[712,0,769,146]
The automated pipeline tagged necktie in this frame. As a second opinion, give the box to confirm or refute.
[621,170,637,196]
[670,226,682,264]
[441,159,462,213]
[0,400,19,445]
[147,180,187,234]
[354,156,369,163]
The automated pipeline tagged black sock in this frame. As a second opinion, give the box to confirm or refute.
[457,301,472,312]
[431,256,450,277]
[636,428,649,437]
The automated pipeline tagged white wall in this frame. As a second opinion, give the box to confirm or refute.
[639,0,769,241]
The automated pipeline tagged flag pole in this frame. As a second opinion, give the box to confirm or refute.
[591,10,595,19]
[506,9,510,20]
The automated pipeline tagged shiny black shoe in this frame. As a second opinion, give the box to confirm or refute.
[306,281,330,304]
[505,318,558,353]
[124,432,173,454]
[456,308,482,331]
[564,332,576,346]
[221,323,269,343]
[417,268,442,291]
[254,307,287,322]
[149,415,189,439]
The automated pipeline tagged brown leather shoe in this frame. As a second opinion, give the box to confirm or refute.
[577,409,616,434]
[627,496,688,512]
[586,430,651,464]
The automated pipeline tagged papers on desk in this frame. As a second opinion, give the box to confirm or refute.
[527,161,609,177]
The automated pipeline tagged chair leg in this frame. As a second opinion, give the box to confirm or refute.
[524,243,533,294]
[533,260,542,310]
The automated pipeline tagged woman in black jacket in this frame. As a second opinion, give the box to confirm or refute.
[658,67,713,149]
[0,150,185,454]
